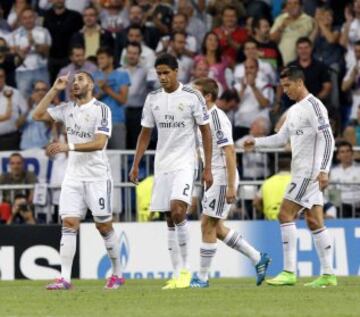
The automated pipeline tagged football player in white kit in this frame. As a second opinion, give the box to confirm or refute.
[33,72,124,290]
[189,78,271,288]
[129,54,213,289]
[243,66,337,288]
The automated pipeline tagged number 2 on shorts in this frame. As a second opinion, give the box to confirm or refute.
[183,184,190,196]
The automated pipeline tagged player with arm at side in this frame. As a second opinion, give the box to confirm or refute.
[33,71,124,290]
[129,54,213,290]
[243,66,336,288]
[189,78,271,288]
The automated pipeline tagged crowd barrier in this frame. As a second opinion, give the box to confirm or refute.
[1,220,360,280]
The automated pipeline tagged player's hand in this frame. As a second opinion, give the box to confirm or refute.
[226,185,236,204]
[243,137,255,152]
[53,73,70,92]
[3,89,13,99]
[129,165,139,185]
[317,171,329,191]
[46,142,69,156]
[202,167,213,191]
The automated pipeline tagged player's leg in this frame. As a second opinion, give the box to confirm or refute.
[266,198,302,286]
[165,211,181,279]
[304,206,337,287]
[190,214,218,288]
[46,180,86,290]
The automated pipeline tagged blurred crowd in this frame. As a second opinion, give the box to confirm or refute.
[1,0,360,223]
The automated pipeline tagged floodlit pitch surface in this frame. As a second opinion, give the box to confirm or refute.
[1,277,359,317]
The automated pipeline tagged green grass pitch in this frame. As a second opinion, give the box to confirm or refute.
[1,277,360,317]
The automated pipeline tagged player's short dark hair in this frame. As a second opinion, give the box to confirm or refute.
[74,70,95,83]
[126,41,142,54]
[193,77,219,102]
[96,47,113,57]
[296,36,312,47]
[280,66,305,82]
[219,89,240,103]
[154,53,178,70]
[336,140,353,152]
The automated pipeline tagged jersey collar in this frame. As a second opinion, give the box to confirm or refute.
[75,97,96,108]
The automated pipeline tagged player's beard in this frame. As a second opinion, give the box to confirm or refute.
[73,85,90,100]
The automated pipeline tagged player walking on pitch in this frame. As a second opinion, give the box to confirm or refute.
[243,66,337,287]
[129,54,213,289]
[189,78,270,288]
[33,72,124,290]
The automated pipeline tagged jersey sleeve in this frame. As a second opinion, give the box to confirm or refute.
[47,102,68,123]
[307,100,335,173]
[141,95,155,128]
[192,92,209,126]
[216,113,233,148]
[95,104,112,137]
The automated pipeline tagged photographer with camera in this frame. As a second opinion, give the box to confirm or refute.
[6,194,36,225]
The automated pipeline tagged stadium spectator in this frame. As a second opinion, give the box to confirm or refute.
[6,193,36,224]
[119,24,156,71]
[194,32,231,89]
[341,40,360,120]
[311,6,343,109]
[252,17,283,71]
[43,0,83,83]
[165,32,193,84]
[343,105,360,147]
[7,0,28,30]
[0,4,11,40]
[340,0,360,69]
[253,156,291,220]
[270,0,314,65]
[93,47,130,149]
[0,68,27,151]
[9,7,51,98]
[330,140,360,218]
[99,0,129,34]
[20,80,51,150]
[213,5,248,65]
[71,6,114,59]
[206,0,246,29]
[118,42,148,149]
[0,37,21,87]
[156,13,197,57]
[288,37,332,103]
[233,58,274,140]
[57,45,98,100]
[0,152,37,204]
[234,39,277,87]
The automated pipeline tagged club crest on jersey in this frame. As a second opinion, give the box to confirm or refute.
[101,118,108,127]
[216,130,224,140]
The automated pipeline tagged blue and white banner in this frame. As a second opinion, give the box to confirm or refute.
[79,219,360,279]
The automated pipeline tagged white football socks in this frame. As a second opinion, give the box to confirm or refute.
[199,242,217,282]
[167,226,180,278]
[175,219,190,270]
[60,227,77,283]
[312,227,334,275]
[280,222,297,273]
[102,230,122,277]
[223,229,261,265]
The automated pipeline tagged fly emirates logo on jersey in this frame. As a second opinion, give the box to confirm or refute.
[158,114,185,129]
[66,123,93,139]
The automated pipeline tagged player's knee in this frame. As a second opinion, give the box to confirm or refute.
[95,221,113,236]
[201,217,217,235]
[170,204,187,224]
[278,208,292,224]
[62,217,80,230]
[165,212,174,227]
[216,223,227,240]
[306,215,322,231]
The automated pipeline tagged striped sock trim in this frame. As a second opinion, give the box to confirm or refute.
[102,230,115,240]
[62,227,77,235]
[175,219,187,227]
[280,222,296,228]
[168,227,176,231]
[312,227,326,235]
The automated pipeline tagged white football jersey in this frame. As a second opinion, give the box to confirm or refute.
[141,83,209,174]
[47,98,112,181]
[255,94,335,179]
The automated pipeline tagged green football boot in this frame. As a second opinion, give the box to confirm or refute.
[304,274,337,288]
[266,271,297,286]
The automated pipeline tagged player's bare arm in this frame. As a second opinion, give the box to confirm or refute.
[129,127,152,184]
[46,133,108,156]
[223,145,237,204]
[32,73,70,123]
[199,123,213,190]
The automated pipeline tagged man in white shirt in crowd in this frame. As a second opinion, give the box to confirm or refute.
[129,53,213,290]
[243,66,336,288]
[9,7,51,98]
[233,57,274,140]
[32,71,123,290]
[0,67,27,150]
[330,140,360,218]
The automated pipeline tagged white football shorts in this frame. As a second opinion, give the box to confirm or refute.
[59,178,113,221]
[150,169,196,212]
[284,176,323,209]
